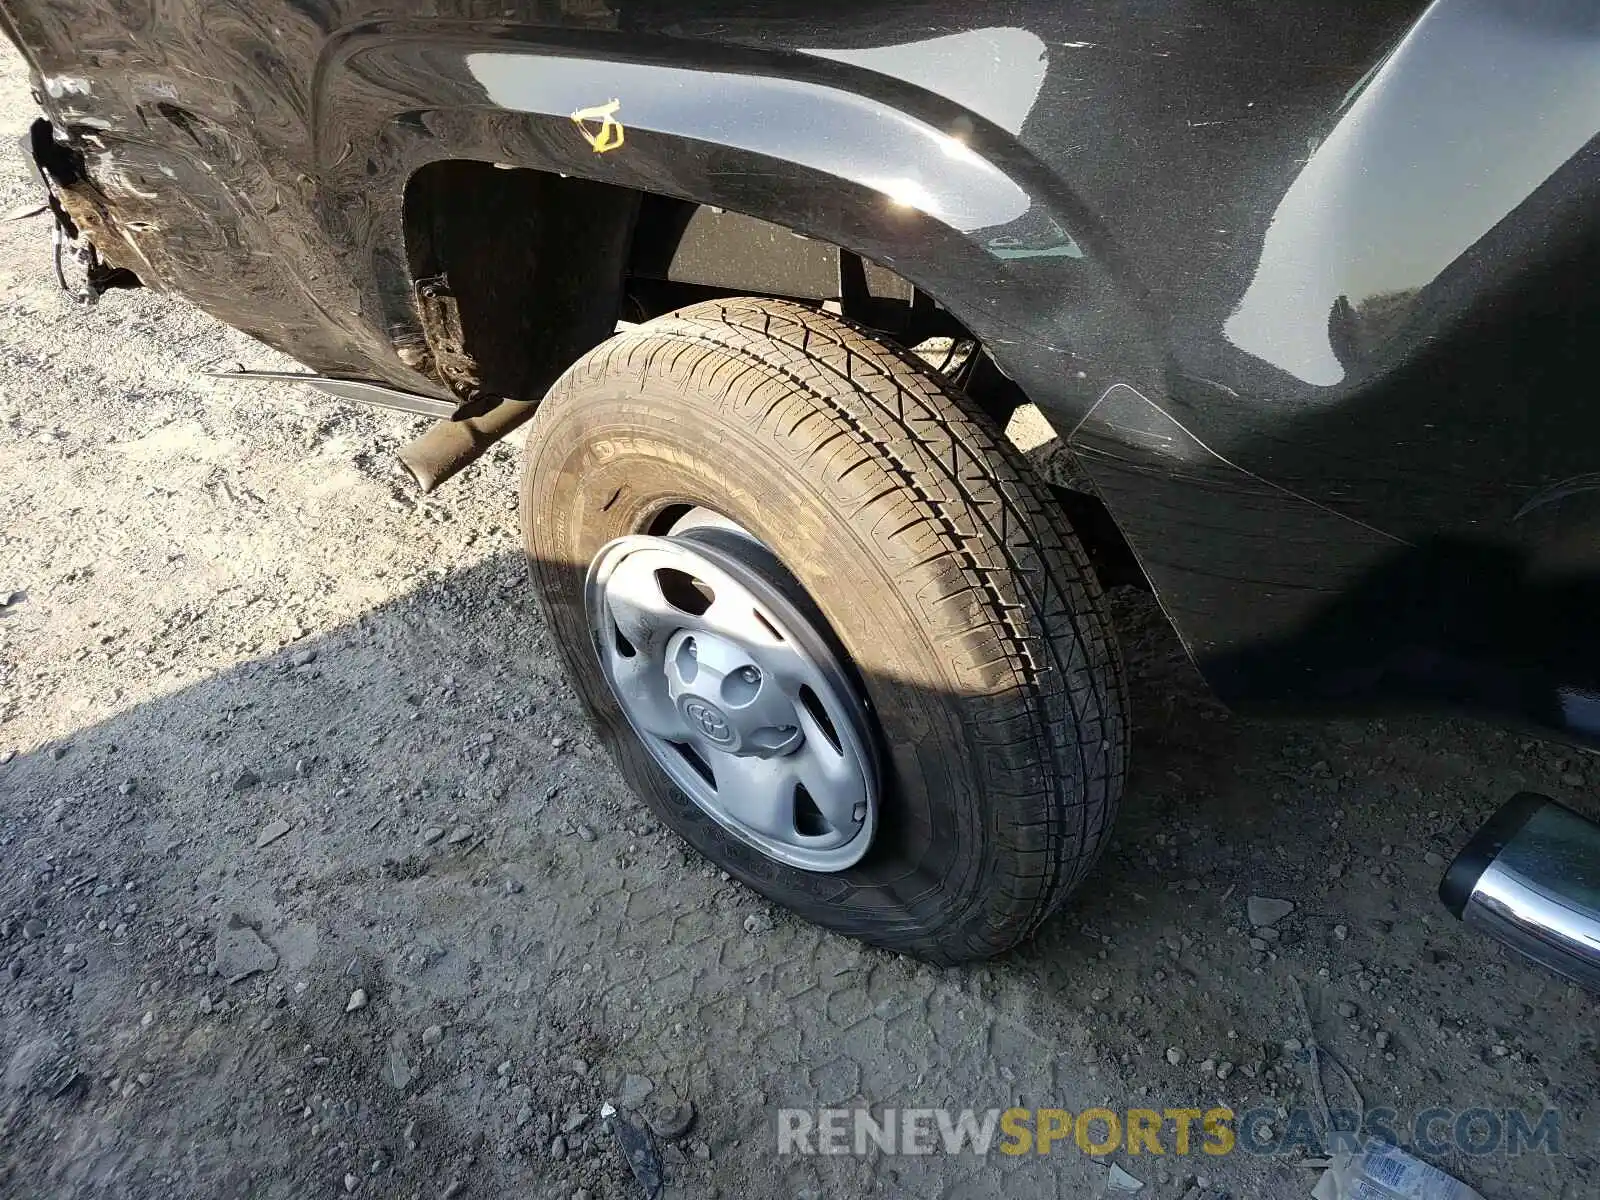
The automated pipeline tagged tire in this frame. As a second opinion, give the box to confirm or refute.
[521,298,1127,962]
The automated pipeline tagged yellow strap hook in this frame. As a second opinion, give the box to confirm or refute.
[571,99,625,154]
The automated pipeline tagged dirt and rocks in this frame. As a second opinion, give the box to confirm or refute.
[0,45,1596,1200]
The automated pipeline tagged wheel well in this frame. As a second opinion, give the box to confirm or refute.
[401,160,638,404]
[400,161,1143,587]
[399,161,973,400]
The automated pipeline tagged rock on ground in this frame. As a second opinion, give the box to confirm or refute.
[213,917,279,981]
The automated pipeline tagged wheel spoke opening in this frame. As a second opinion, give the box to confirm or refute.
[794,783,830,837]
[798,684,842,754]
[671,740,716,787]
[795,747,867,834]
[612,620,637,658]
[655,567,714,616]
[751,608,786,641]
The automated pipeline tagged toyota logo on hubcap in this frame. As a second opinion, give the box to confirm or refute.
[683,699,734,744]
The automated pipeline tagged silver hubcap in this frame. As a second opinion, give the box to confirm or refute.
[584,516,878,872]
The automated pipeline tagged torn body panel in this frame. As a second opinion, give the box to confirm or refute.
[27,117,148,297]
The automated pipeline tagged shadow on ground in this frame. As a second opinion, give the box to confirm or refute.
[1,554,1595,1199]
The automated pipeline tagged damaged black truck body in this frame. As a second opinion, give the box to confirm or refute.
[4,0,1600,973]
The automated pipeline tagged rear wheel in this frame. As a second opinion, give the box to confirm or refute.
[522,298,1127,962]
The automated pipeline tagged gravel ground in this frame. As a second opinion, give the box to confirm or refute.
[1,44,1596,1200]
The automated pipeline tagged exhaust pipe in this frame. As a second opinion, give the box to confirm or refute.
[397,396,539,493]
[1440,793,1600,992]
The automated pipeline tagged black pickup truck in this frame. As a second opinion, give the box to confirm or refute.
[4,0,1598,973]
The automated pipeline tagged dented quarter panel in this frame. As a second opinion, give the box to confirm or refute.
[3,0,1600,740]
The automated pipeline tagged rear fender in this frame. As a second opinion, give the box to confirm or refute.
[313,23,1162,429]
